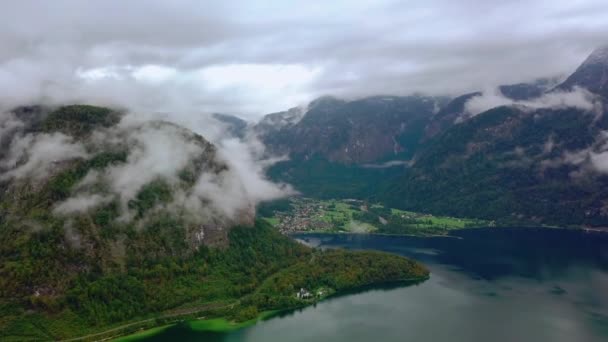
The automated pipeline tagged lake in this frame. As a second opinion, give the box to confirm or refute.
[138,228,608,341]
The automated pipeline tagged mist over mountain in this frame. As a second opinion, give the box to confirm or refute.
[260,46,608,227]
[256,95,445,164]
[2,2,608,340]
[0,105,296,245]
[558,45,608,99]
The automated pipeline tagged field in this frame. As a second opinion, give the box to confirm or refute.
[262,197,493,236]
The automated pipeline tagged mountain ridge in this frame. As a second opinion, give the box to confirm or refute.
[259,46,608,226]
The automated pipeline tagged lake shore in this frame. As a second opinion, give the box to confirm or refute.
[113,274,429,341]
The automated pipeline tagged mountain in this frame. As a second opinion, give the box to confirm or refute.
[258,95,445,164]
[423,78,557,141]
[1,105,252,248]
[558,45,608,98]
[260,78,557,164]
[384,103,608,226]
[212,113,249,139]
[0,104,426,340]
[254,106,305,137]
[379,48,608,226]
[260,46,608,227]
[498,78,557,101]
[423,92,481,141]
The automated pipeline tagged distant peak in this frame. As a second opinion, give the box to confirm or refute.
[556,45,608,98]
[308,95,345,109]
[583,45,608,65]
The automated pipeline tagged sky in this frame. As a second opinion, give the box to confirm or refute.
[1,0,608,118]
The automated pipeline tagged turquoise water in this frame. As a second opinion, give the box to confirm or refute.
[139,228,608,341]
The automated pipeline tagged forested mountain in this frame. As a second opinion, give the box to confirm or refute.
[257,95,447,163]
[385,47,608,226]
[0,105,427,340]
[261,46,608,227]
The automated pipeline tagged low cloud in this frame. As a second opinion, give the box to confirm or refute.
[463,87,599,119]
[0,131,88,180]
[589,151,608,173]
[0,2,607,116]
[100,121,207,206]
[361,160,411,169]
[54,194,113,215]
[542,131,608,175]
[0,107,293,228]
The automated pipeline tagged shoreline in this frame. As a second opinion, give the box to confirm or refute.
[289,229,465,239]
[286,224,603,239]
[112,276,429,341]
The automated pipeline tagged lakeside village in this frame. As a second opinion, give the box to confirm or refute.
[265,197,494,236]
[275,200,343,234]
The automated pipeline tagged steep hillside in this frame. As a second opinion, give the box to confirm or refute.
[258,95,445,164]
[384,103,608,226]
[0,104,428,340]
[259,47,608,227]
[558,45,608,99]
[423,92,481,141]
[379,48,608,226]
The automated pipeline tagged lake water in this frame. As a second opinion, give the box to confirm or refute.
[140,228,608,341]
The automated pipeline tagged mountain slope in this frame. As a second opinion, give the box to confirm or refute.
[384,104,608,226]
[379,47,608,226]
[259,46,608,227]
[258,95,445,164]
[0,104,428,340]
[558,46,608,98]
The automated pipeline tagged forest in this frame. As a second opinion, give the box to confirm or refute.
[0,220,427,341]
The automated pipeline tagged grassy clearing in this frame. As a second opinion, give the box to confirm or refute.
[265,197,493,236]
[188,310,279,332]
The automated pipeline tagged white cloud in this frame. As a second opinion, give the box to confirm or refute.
[463,87,599,118]
[589,151,608,173]
[99,121,208,206]
[54,194,113,215]
[131,65,178,84]
[0,1,607,116]
[0,132,88,180]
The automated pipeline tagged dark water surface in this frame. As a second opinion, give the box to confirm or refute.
[141,228,608,341]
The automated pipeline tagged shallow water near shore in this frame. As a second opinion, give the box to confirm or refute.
[134,228,608,341]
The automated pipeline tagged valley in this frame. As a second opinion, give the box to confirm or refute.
[1,5,608,341]
[261,197,493,236]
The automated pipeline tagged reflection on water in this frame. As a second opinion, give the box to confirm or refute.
[141,228,608,342]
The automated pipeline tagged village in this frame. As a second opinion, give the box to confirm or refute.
[265,197,493,236]
[273,198,354,234]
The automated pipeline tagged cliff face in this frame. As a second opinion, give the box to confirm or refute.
[257,95,443,164]
[558,46,608,99]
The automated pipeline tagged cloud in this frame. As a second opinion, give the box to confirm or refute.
[0,113,24,142]
[78,117,292,223]
[543,131,608,175]
[0,1,607,116]
[100,121,206,206]
[463,87,599,118]
[0,106,292,230]
[361,160,411,169]
[0,131,88,180]
[54,194,113,215]
[589,151,608,173]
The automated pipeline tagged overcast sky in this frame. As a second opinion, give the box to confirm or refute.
[1,0,607,118]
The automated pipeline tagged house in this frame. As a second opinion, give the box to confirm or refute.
[296,288,312,299]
